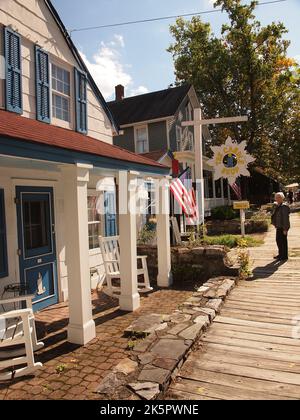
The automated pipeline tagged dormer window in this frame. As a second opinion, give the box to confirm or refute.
[52,64,70,122]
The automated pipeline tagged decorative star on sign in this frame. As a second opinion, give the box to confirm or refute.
[207,136,256,185]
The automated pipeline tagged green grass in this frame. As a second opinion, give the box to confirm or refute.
[201,234,264,249]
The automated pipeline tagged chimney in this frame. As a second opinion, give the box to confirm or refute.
[115,84,125,101]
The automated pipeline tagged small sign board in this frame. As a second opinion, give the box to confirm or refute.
[233,201,250,210]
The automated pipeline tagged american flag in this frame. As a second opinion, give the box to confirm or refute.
[230,180,242,200]
[170,168,198,225]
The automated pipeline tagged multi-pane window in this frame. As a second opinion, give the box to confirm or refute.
[88,195,101,250]
[135,126,148,153]
[52,64,70,122]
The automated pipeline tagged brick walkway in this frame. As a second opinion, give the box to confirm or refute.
[0,285,194,400]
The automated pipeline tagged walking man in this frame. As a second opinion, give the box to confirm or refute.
[271,192,290,261]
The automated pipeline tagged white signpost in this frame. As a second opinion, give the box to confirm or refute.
[182,110,249,224]
[233,201,250,237]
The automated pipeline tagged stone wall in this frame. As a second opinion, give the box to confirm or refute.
[137,245,238,284]
[206,219,269,235]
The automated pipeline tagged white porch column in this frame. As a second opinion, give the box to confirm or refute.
[156,177,173,288]
[220,177,225,205]
[212,177,217,208]
[194,108,205,224]
[118,171,140,311]
[62,163,96,345]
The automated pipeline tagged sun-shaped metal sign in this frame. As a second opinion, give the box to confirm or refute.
[207,136,255,185]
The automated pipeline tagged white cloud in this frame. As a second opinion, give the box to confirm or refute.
[129,86,149,96]
[80,35,148,100]
[294,55,300,65]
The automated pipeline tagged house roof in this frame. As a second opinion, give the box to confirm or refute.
[107,84,192,126]
[141,150,171,162]
[0,110,167,171]
[45,0,118,133]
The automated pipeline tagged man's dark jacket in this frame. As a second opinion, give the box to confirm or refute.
[271,203,291,231]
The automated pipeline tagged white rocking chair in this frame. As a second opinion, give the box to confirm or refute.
[99,235,153,298]
[0,295,44,380]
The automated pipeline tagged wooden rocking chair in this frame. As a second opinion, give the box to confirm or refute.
[0,295,44,380]
[99,235,153,297]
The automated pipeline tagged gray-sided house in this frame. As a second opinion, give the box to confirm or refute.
[108,84,232,221]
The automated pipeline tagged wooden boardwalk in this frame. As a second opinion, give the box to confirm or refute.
[167,213,300,400]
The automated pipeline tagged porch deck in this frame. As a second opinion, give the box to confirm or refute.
[0,286,193,400]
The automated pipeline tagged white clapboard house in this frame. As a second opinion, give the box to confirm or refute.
[0,0,171,345]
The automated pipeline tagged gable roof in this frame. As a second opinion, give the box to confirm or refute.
[141,150,173,162]
[107,84,192,126]
[0,110,167,171]
[44,0,118,133]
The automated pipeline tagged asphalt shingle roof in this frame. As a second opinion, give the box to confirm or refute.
[0,110,167,169]
[107,84,191,126]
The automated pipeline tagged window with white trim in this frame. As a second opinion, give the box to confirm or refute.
[135,126,149,153]
[52,64,70,122]
[87,194,102,250]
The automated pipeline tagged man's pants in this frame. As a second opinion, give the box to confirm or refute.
[276,228,288,260]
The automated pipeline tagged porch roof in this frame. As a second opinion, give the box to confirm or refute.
[0,110,168,174]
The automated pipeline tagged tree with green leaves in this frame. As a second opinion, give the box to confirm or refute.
[168,0,300,183]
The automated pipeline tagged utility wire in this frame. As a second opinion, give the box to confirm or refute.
[69,0,287,35]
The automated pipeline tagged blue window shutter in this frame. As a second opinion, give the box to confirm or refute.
[74,68,88,134]
[0,189,8,278]
[104,191,117,236]
[4,27,22,114]
[35,46,50,123]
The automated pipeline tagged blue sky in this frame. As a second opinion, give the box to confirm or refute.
[52,0,300,100]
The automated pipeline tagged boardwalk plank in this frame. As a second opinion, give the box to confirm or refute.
[166,214,300,400]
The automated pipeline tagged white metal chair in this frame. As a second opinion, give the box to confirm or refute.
[0,295,44,380]
[99,235,153,298]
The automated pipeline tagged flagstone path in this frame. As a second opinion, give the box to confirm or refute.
[167,212,300,400]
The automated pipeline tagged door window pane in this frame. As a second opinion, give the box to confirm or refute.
[23,199,50,254]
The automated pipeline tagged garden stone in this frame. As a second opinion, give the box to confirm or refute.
[129,382,160,400]
[133,334,156,353]
[113,358,138,376]
[150,339,188,360]
[206,298,223,313]
[169,313,191,324]
[138,366,170,385]
[153,358,178,371]
[125,314,167,336]
[179,323,203,340]
[193,315,210,328]
[194,307,216,321]
[168,322,191,335]
[95,372,125,394]
[138,353,156,365]
[197,286,210,293]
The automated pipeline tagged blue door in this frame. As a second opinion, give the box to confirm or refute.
[104,191,117,236]
[16,186,58,311]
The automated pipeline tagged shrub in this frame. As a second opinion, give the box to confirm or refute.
[188,234,263,249]
[137,223,156,245]
[237,249,253,279]
[211,206,239,221]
